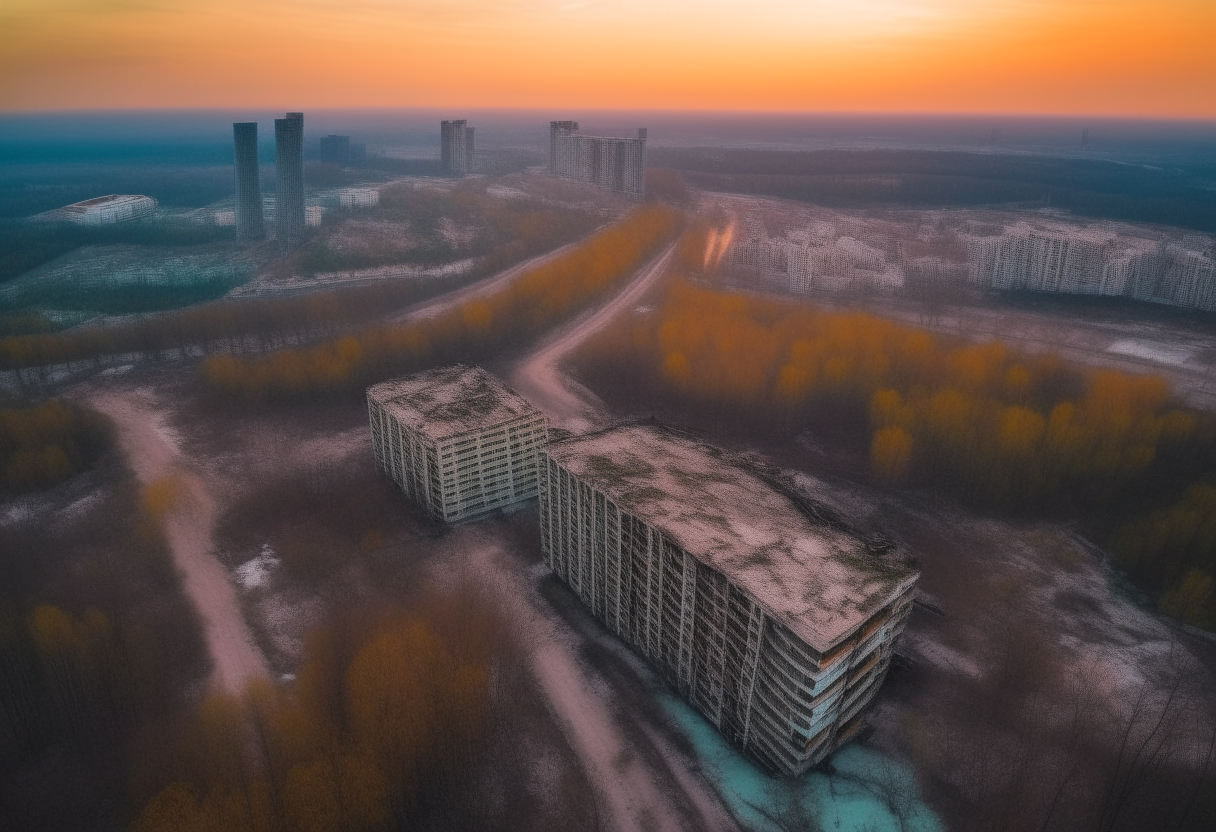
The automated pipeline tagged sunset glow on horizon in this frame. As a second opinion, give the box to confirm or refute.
[1,0,1212,117]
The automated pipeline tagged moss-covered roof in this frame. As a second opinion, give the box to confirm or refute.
[367,365,543,442]
[546,425,918,653]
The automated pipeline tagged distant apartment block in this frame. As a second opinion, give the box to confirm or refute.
[367,365,549,523]
[967,221,1216,312]
[233,122,265,242]
[274,112,305,253]
[305,206,324,227]
[440,120,475,176]
[319,134,366,164]
[540,425,918,776]
[549,121,646,199]
[58,195,158,226]
[339,188,380,208]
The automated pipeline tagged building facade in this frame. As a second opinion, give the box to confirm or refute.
[967,222,1216,312]
[440,120,475,176]
[339,188,380,208]
[233,122,264,242]
[540,425,918,776]
[274,112,305,253]
[548,121,646,199]
[367,365,548,523]
[60,194,157,225]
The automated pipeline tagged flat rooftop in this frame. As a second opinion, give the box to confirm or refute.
[65,194,150,210]
[546,425,917,653]
[367,365,543,442]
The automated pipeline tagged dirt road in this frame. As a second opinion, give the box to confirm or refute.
[394,236,594,325]
[511,242,677,429]
[90,389,268,694]
[455,531,737,832]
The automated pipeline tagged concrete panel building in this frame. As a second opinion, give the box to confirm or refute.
[274,112,305,253]
[59,194,157,225]
[339,188,380,208]
[549,121,646,200]
[540,425,918,776]
[233,122,264,242]
[367,365,549,523]
[440,120,475,176]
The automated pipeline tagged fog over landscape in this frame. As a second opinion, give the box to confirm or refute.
[2,1,1216,830]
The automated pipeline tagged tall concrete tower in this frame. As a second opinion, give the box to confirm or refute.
[275,112,305,253]
[440,119,474,175]
[232,122,264,242]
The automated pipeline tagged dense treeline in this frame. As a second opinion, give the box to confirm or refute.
[576,279,1216,628]
[647,148,1216,232]
[202,205,680,400]
[1,475,208,830]
[1,400,112,495]
[131,600,496,832]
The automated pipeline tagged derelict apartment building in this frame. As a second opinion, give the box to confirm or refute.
[367,366,548,523]
[233,122,264,242]
[274,112,305,253]
[441,119,476,176]
[539,425,918,776]
[548,121,647,199]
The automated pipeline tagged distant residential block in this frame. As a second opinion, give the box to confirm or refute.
[440,120,475,176]
[305,206,324,227]
[338,188,379,208]
[540,424,918,776]
[319,134,350,163]
[549,121,646,199]
[59,194,158,225]
[367,365,549,523]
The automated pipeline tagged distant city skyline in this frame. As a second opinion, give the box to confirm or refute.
[1,0,1211,118]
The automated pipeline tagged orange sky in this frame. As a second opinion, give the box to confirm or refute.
[1,0,1212,116]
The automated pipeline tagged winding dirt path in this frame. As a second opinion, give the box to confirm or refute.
[90,389,268,694]
[511,242,677,429]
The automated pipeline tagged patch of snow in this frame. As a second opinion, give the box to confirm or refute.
[234,544,280,591]
[1107,339,1195,367]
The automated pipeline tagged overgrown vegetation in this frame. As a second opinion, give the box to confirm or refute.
[202,204,680,400]
[131,603,493,832]
[0,400,112,495]
[0,473,209,830]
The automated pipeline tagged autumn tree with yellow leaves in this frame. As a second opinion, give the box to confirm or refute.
[131,603,497,832]
[575,278,1216,629]
[200,205,679,401]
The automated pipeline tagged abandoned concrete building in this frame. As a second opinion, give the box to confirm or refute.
[539,424,918,776]
[367,365,548,523]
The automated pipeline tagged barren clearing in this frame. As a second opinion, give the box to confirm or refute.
[89,388,268,693]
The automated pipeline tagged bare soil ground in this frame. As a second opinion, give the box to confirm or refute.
[87,386,269,693]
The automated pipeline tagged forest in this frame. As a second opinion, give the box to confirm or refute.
[647,148,1216,232]
[0,400,112,495]
[201,204,679,400]
[575,273,1216,630]
[129,600,499,832]
[1,444,209,829]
